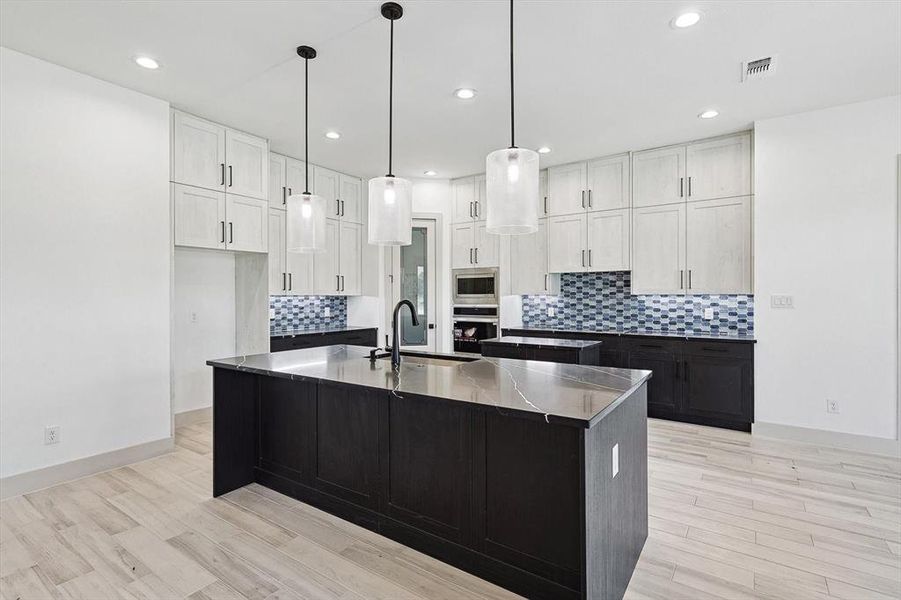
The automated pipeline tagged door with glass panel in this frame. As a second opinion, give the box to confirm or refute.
[389,219,437,352]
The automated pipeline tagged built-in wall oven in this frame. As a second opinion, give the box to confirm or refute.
[453,305,498,354]
[452,268,498,305]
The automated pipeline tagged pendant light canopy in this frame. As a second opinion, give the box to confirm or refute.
[368,2,413,246]
[286,45,327,253]
[485,0,539,235]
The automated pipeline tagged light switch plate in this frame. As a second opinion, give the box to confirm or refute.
[771,294,794,309]
[547,306,556,317]
[269,308,275,320]
[612,443,619,479]
[325,307,331,317]
[703,307,715,320]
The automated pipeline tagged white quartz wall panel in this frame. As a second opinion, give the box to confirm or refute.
[0,48,171,477]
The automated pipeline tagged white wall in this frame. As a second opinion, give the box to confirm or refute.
[0,48,171,477]
[754,95,900,441]
[173,248,235,414]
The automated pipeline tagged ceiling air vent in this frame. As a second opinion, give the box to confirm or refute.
[742,55,778,82]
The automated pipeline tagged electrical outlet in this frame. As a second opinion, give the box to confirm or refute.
[826,399,840,414]
[547,306,556,317]
[612,443,619,479]
[703,307,715,320]
[190,311,198,323]
[771,294,794,309]
[44,425,60,445]
[324,307,331,318]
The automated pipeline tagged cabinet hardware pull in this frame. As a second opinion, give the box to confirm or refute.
[220,221,225,243]
[544,274,548,291]
[688,269,692,289]
[336,199,340,216]
[228,165,233,187]
[282,186,286,205]
[469,248,473,264]
[679,177,683,197]
[702,347,728,353]
[228,222,233,244]
[469,202,474,218]
[680,269,684,289]
[289,273,293,291]
[341,199,345,217]
[581,190,585,209]
[581,249,585,267]
[336,274,340,291]
[688,176,692,197]
[544,196,548,214]
[220,163,225,186]
[639,344,663,349]
[288,187,292,197]
[588,249,592,267]
[341,275,345,292]
[476,201,480,217]
[588,189,592,208]
[474,247,479,264]
[282,272,286,291]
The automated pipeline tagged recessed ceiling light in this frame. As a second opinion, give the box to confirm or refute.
[325,131,341,139]
[423,170,437,176]
[134,56,159,69]
[537,146,551,154]
[454,88,476,100]
[698,109,719,119]
[672,11,701,28]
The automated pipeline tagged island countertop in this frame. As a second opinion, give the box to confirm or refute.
[207,345,651,428]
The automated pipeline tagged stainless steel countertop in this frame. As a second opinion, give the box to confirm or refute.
[208,345,651,428]
[482,336,602,349]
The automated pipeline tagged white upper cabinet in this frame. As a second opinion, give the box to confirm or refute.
[686,196,752,294]
[547,213,588,273]
[539,169,549,216]
[587,154,630,211]
[314,166,341,219]
[225,129,268,200]
[452,222,476,268]
[338,222,362,295]
[475,175,487,220]
[268,209,287,294]
[172,112,226,191]
[474,221,499,268]
[269,154,287,210]
[510,219,559,295]
[225,195,268,253]
[173,183,226,250]
[286,250,314,295]
[686,134,752,201]
[548,162,588,216]
[631,204,686,294]
[452,177,477,223]
[632,145,686,208]
[587,209,630,272]
[339,175,363,224]
[285,157,307,198]
[313,219,340,294]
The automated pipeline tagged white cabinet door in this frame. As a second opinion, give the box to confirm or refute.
[268,209,287,294]
[173,183,226,250]
[474,221,499,267]
[313,218,341,294]
[539,169,549,216]
[587,208,630,272]
[225,195,268,253]
[339,175,362,224]
[225,130,267,200]
[510,219,557,295]
[452,222,475,268]
[285,157,307,198]
[686,196,752,294]
[269,154,287,210]
[475,175,487,220]
[171,111,226,192]
[286,250,313,295]
[339,222,362,295]
[452,177,476,223]
[686,134,752,201]
[631,204,686,294]
[547,213,588,273]
[632,146,686,208]
[587,154,630,211]
[314,166,341,219]
[548,162,587,216]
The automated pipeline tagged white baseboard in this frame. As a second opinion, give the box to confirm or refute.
[174,406,212,428]
[753,421,901,457]
[0,436,174,500]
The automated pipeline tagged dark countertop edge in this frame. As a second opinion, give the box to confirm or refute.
[206,353,651,430]
[481,337,603,349]
[506,327,756,343]
[270,326,377,339]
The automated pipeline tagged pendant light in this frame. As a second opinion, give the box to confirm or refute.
[286,45,327,253]
[485,0,539,235]
[368,2,413,246]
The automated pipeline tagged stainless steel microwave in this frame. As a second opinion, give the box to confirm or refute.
[452,268,499,305]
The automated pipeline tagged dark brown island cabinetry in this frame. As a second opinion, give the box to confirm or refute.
[269,327,377,352]
[503,328,755,431]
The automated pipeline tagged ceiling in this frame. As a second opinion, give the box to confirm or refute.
[1,1,899,180]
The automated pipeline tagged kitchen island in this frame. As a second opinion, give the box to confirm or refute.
[207,345,651,600]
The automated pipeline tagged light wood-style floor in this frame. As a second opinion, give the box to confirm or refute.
[1,418,899,600]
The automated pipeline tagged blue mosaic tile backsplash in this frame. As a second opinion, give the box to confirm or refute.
[521,272,753,336]
[270,295,347,333]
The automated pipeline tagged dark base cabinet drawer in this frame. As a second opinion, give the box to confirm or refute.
[270,328,377,353]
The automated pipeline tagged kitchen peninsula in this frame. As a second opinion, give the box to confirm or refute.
[208,345,651,600]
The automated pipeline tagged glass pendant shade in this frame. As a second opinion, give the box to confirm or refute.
[286,191,327,253]
[368,176,412,246]
[485,147,539,235]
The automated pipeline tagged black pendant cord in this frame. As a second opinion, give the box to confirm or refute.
[303,55,310,195]
[509,0,516,149]
[387,17,394,178]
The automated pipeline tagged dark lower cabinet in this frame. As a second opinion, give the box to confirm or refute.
[681,353,753,428]
[270,328,377,352]
[627,347,681,420]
